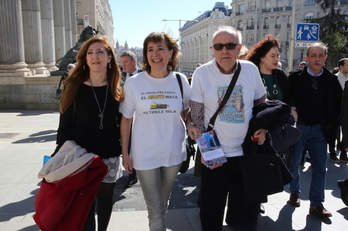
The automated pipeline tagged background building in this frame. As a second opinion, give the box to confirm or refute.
[0,0,114,109]
[180,0,348,75]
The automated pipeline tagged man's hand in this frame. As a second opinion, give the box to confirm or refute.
[252,129,267,145]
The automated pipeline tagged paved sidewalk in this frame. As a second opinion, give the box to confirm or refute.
[0,110,347,231]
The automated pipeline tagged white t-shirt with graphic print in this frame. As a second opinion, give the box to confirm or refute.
[190,59,266,157]
[120,71,190,170]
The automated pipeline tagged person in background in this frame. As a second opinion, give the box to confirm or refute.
[120,32,190,231]
[56,63,76,99]
[188,63,202,84]
[332,57,348,162]
[248,34,292,106]
[54,36,123,231]
[237,45,249,60]
[289,61,307,75]
[298,61,306,70]
[331,67,339,75]
[287,42,342,218]
[338,80,348,206]
[188,26,267,231]
[119,50,142,188]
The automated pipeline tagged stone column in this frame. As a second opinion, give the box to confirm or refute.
[70,0,78,44]
[0,0,30,76]
[22,0,48,75]
[40,0,57,71]
[53,0,66,62]
[64,0,72,50]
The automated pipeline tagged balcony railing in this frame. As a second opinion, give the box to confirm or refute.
[285,6,292,10]
[273,7,283,11]
[262,8,271,13]
[263,25,269,29]
[246,26,255,30]
[236,12,243,16]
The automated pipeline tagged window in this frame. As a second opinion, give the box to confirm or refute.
[246,34,255,45]
[247,18,255,30]
[263,17,269,29]
[237,20,243,30]
[275,16,281,28]
[248,1,256,10]
[238,4,244,12]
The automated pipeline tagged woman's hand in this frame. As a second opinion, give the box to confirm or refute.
[252,129,267,145]
[122,154,133,174]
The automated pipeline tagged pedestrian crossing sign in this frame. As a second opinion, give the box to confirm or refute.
[296,23,320,42]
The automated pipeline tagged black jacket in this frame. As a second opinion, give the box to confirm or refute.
[288,67,342,141]
[342,81,348,149]
[271,69,292,106]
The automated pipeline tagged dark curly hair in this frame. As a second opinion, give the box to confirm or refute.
[248,34,280,68]
[142,32,181,73]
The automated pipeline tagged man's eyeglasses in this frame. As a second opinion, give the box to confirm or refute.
[213,43,238,50]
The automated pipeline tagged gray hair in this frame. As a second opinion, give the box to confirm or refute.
[120,50,137,61]
[306,42,328,56]
[212,26,242,44]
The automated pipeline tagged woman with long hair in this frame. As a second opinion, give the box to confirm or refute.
[55,36,123,231]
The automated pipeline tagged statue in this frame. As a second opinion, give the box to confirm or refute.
[51,25,98,76]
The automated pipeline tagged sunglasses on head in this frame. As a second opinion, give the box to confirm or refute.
[213,43,238,50]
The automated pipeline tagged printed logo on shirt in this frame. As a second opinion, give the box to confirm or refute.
[140,90,179,115]
[150,103,168,109]
[217,84,245,123]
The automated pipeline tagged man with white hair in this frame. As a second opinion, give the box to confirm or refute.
[188,26,267,231]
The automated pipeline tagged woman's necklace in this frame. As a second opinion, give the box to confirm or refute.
[89,79,108,130]
[261,75,278,95]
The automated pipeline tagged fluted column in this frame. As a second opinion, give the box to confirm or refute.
[64,0,72,50]
[0,0,30,76]
[40,0,57,71]
[53,0,66,61]
[70,0,78,44]
[22,0,48,75]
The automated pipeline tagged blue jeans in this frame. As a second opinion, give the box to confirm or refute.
[136,164,181,231]
[288,124,328,207]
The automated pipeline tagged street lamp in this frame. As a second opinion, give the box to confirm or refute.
[162,19,199,72]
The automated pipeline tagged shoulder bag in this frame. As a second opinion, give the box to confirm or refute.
[194,62,241,177]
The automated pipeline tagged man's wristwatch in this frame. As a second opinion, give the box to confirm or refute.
[187,122,195,126]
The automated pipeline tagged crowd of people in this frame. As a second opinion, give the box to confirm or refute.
[41,26,348,231]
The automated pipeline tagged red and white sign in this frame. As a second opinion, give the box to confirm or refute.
[84,15,90,27]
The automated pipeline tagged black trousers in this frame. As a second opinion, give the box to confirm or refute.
[200,156,259,231]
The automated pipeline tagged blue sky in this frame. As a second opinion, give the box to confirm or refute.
[110,0,229,48]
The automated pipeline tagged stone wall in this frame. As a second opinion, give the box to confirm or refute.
[0,76,60,110]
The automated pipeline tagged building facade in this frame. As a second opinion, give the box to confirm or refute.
[0,0,114,109]
[180,0,348,75]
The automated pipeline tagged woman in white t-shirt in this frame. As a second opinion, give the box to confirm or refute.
[120,32,190,231]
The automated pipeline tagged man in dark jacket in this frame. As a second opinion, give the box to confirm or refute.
[287,42,342,218]
[120,50,142,188]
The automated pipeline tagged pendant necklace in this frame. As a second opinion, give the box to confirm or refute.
[261,75,278,96]
[89,79,108,130]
